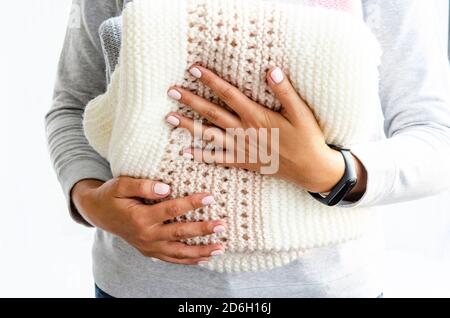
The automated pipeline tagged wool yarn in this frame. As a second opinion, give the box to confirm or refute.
[84,0,382,272]
[99,17,122,84]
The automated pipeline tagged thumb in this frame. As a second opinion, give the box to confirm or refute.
[112,177,171,200]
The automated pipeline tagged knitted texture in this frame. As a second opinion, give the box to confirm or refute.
[99,17,122,84]
[84,0,382,272]
[98,0,362,78]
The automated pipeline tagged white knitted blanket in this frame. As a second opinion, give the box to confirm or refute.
[84,0,382,272]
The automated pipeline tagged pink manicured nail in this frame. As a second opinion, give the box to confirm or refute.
[213,225,226,234]
[270,67,284,84]
[189,67,202,79]
[211,250,224,257]
[182,149,194,160]
[167,89,182,100]
[154,183,170,195]
[166,115,180,127]
[198,260,209,266]
[201,196,215,206]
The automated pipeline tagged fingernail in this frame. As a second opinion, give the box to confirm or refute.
[182,149,194,160]
[166,115,180,127]
[201,196,215,206]
[198,260,209,266]
[213,225,226,234]
[154,183,170,195]
[167,89,182,100]
[270,67,284,84]
[189,67,202,79]
[211,250,224,257]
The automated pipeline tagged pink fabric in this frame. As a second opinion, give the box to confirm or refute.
[306,0,360,16]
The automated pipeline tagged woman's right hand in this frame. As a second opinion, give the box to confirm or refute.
[71,177,226,265]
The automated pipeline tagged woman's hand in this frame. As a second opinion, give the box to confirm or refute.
[71,178,226,265]
[166,65,366,195]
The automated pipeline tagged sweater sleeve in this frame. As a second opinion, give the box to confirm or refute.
[45,0,124,226]
[341,0,450,207]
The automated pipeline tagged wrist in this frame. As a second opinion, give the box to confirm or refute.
[309,147,367,202]
[71,179,105,226]
[292,144,367,202]
[291,145,345,193]
[310,146,346,193]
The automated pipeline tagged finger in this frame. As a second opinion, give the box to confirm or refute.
[158,241,225,259]
[153,253,209,266]
[184,148,258,171]
[144,193,217,224]
[112,177,171,200]
[153,220,227,241]
[165,113,233,149]
[167,87,241,129]
[267,67,308,124]
[188,65,261,119]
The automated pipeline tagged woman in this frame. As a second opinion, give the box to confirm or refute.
[46,0,450,297]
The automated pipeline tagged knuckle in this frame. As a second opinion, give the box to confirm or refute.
[165,202,182,218]
[129,210,145,229]
[201,222,213,235]
[167,246,186,259]
[137,180,150,196]
[278,86,291,98]
[173,225,187,240]
[112,177,127,194]
[198,246,212,257]
[187,195,201,210]
[202,75,213,87]
[174,250,187,259]
[182,92,193,105]
[219,87,236,102]
[205,108,219,122]
[260,109,273,128]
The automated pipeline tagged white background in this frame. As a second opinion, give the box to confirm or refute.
[0,0,449,298]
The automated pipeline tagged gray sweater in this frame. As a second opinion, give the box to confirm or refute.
[46,0,450,297]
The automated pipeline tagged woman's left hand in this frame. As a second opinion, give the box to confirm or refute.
[166,65,364,195]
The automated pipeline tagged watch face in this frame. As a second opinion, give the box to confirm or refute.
[347,178,358,189]
[327,179,357,206]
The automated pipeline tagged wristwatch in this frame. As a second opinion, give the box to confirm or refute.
[308,145,357,206]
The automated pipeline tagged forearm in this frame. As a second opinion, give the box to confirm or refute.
[45,101,113,225]
[46,0,121,225]
[347,125,450,207]
[339,0,450,207]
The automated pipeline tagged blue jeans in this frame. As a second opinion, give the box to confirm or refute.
[94,285,384,298]
[95,285,114,298]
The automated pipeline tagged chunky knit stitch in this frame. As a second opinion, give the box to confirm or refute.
[98,0,362,78]
[99,17,122,84]
[84,0,382,272]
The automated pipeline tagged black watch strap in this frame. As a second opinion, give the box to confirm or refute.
[308,146,357,206]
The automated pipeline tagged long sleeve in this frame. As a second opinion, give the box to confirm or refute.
[345,0,450,207]
[45,0,124,226]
